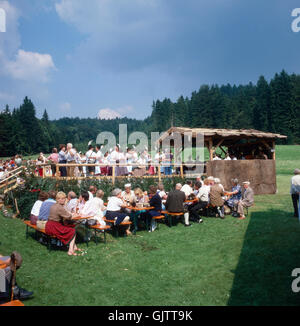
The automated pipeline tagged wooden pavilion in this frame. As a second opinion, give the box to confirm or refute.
[157,127,287,194]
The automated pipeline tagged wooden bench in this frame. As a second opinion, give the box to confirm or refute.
[24,220,57,251]
[149,215,165,232]
[161,211,185,227]
[87,224,111,245]
[104,218,132,237]
[0,300,24,306]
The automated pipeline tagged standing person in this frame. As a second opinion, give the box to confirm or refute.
[66,143,77,177]
[126,148,134,175]
[45,192,81,256]
[94,145,103,176]
[47,148,59,177]
[86,145,96,176]
[101,152,109,176]
[58,145,67,177]
[290,169,300,218]
[235,181,254,220]
[110,146,120,176]
[165,183,191,227]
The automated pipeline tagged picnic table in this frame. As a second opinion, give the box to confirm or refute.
[127,205,154,234]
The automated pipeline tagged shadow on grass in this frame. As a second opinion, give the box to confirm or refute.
[228,210,300,306]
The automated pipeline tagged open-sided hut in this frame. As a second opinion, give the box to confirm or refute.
[157,127,287,195]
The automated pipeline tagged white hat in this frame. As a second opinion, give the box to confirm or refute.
[124,183,131,188]
[214,178,221,184]
[207,176,214,181]
[243,181,250,185]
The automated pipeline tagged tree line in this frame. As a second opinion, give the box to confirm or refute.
[0,70,298,157]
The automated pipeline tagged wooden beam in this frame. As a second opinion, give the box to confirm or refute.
[208,138,213,161]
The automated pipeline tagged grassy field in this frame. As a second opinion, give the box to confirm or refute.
[0,145,300,306]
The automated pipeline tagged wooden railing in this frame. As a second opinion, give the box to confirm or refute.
[0,166,25,194]
[37,162,206,184]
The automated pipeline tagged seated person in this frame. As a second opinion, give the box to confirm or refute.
[106,189,132,236]
[157,183,168,210]
[37,190,57,230]
[65,191,78,213]
[0,252,33,303]
[188,179,210,223]
[133,188,149,205]
[181,180,194,198]
[225,178,242,214]
[30,191,49,225]
[45,192,81,256]
[88,186,97,201]
[121,184,136,205]
[81,190,106,226]
[140,185,162,232]
[210,180,225,219]
[165,184,191,227]
[234,181,254,219]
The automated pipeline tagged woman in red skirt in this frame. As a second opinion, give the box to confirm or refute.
[46,191,82,256]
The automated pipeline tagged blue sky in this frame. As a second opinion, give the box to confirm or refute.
[0,0,300,120]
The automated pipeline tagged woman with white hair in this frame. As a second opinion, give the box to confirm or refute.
[106,189,132,235]
[226,178,242,214]
[81,190,106,226]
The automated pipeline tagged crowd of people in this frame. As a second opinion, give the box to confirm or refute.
[26,176,255,257]
[33,144,177,178]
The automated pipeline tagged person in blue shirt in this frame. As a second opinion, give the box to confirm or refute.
[226,179,242,215]
[37,191,57,229]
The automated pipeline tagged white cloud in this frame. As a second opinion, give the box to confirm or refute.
[4,50,55,82]
[0,1,56,84]
[98,108,122,120]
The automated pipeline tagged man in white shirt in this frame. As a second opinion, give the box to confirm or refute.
[88,186,97,201]
[86,145,96,176]
[188,179,211,223]
[66,143,77,177]
[291,169,300,218]
[181,180,194,198]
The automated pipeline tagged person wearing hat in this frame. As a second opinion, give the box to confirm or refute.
[0,251,34,302]
[106,189,132,235]
[290,169,300,218]
[225,178,242,215]
[121,184,136,206]
[209,179,225,219]
[235,181,254,220]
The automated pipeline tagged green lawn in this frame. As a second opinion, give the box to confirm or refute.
[1,145,300,306]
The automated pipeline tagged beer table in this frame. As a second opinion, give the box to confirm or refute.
[127,206,154,234]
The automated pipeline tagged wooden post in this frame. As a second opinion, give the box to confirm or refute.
[42,166,45,179]
[56,164,59,180]
[180,164,184,178]
[112,165,116,185]
[208,138,213,161]
[272,140,276,160]
[158,164,162,183]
